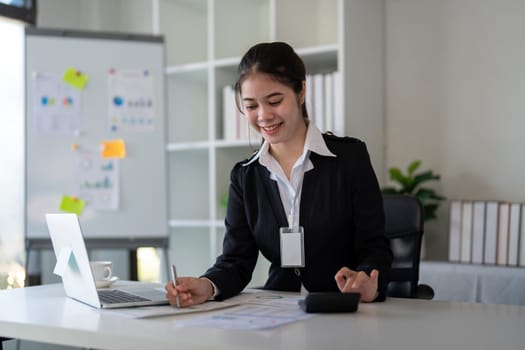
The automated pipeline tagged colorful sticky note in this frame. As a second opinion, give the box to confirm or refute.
[101,139,126,159]
[59,195,86,215]
[63,67,88,89]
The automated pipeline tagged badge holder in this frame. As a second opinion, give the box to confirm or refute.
[280,226,305,267]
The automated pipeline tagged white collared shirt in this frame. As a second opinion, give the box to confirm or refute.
[244,123,336,228]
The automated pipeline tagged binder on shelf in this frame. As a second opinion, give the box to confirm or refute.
[483,201,499,265]
[305,72,342,135]
[313,73,325,132]
[324,73,334,133]
[448,200,462,262]
[332,71,344,136]
[471,201,486,264]
[460,201,473,263]
[496,202,510,266]
[507,203,521,266]
[518,204,525,267]
[222,85,236,141]
[305,74,314,126]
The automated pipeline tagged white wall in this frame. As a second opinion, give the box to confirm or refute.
[37,0,152,33]
[385,0,525,259]
[0,18,25,287]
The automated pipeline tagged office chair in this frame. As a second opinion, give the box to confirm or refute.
[383,194,434,299]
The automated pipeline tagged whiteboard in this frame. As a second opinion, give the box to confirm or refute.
[25,28,167,239]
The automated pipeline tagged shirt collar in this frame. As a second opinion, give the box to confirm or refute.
[243,123,336,166]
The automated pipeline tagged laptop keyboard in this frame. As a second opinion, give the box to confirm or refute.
[98,289,150,304]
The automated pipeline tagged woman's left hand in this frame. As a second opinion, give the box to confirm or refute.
[334,267,379,302]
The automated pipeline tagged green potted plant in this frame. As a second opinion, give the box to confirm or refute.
[382,160,445,221]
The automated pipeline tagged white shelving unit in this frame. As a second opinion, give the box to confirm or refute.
[155,0,385,284]
[42,0,385,284]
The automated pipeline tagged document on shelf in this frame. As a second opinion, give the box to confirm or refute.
[176,289,314,330]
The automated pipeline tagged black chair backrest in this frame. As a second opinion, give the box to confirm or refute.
[383,194,424,298]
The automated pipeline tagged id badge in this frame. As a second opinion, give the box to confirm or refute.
[280,226,305,267]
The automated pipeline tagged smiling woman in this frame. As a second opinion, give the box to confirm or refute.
[0,18,26,289]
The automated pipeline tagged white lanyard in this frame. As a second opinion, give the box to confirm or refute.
[287,153,309,230]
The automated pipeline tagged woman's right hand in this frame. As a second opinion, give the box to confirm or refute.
[165,277,214,307]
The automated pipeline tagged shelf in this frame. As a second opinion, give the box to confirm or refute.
[168,220,214,228]
[166,141,210,152]
[168,220,225,229]
[213,139,259,149]
[166,139,262,151]
[213,220,225,228]
[166,61,209,75]
[214,56,243,69]
[213,44,339,69]
[169,150,209,221]
[215,147,256,219]
[166,68,208,143]
[299,45,339,73]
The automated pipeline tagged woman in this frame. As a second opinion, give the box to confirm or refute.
[165,42,392,306]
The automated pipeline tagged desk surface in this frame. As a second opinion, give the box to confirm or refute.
[1,283,524,350]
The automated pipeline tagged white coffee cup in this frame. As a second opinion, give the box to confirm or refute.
[90,261,113,281]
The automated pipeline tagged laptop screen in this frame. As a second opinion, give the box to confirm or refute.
[46,213,101,307]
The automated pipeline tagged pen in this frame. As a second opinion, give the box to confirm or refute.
[171,264,180,308]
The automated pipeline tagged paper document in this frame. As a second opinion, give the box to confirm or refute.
[32,72,81,135]
[178,290,313,330]
[102,300,239,319]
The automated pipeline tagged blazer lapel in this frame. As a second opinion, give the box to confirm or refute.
[300,154,324,226]
[256,166,288,227]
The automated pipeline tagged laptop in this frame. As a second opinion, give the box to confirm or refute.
[46,213,169,309]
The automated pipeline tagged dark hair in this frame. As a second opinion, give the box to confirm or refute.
[234,42,309,121]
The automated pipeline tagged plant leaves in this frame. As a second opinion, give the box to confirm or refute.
[389,167,412,190]
[389,167,403,181]
[384,160,445,221]
[423,203,439,221]
[413,171,440,187]
[415,188,445,202]
[408,160,421,176]
[415,188,434,201]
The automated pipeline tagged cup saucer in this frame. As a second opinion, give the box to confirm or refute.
[95,276,119,289]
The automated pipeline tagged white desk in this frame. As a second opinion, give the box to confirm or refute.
[420,261,525,305]
[1,283,524,350]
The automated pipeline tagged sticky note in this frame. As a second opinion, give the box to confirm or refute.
[101,139,126,159]
[63,67,88,89]
[59,195,86,215]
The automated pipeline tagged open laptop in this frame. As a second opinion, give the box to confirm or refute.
[46,213,169,309]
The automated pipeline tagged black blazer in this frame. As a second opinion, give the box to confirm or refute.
[204,134,392,300]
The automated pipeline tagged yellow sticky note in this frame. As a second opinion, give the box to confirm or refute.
[59,195,86,215]
[63,67,88,89]
[101,139,126,159]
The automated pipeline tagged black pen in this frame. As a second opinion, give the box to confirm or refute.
[171,264,180,308]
